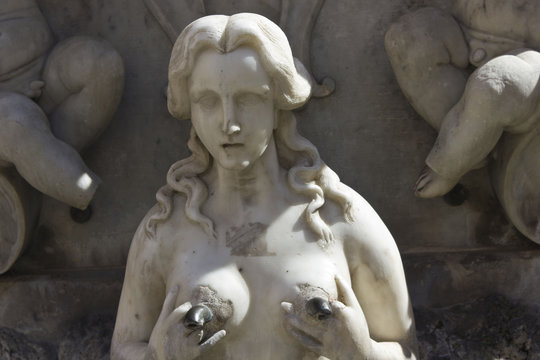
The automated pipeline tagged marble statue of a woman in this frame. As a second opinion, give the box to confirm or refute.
[112,13,417,360]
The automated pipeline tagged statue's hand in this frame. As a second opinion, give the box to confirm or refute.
[147,286,226,360]
[282,275,373,360]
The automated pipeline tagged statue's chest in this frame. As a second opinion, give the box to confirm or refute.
[168,220,349,346]
[174,217,346,293]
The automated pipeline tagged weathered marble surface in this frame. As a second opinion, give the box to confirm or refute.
[385,0,540,244]
[0,0,124,273]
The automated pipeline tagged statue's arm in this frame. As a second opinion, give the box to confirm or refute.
[343,188,418,359]
[111,201,225,360]
[111,208,165,360]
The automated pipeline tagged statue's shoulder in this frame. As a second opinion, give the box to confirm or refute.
[332,182,398,254]
[333,181,374,222]
[126,192,189,275]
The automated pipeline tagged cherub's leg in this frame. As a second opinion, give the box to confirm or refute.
[416,50,540,198]
[0,92,100,209]
[385,7,470,130]
[39,36,124,151]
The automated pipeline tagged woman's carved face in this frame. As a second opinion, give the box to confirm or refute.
[188,46,277,171]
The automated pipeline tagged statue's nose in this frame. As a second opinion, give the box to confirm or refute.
[222,99,241,135]
[225,123,241,135]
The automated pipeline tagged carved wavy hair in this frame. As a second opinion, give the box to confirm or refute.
[146,13,353,244]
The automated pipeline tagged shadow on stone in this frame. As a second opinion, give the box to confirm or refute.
[0,327,55,360]
[58,313,115,360]
[415,294,540,360]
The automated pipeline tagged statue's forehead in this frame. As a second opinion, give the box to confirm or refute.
[193,47,263,71]
[189,47,271,92]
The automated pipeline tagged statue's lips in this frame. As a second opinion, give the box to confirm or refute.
[222,143,243,149]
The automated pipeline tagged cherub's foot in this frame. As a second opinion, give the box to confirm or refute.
[414,166,459,198]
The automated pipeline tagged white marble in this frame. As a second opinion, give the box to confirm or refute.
[112,13,417,360]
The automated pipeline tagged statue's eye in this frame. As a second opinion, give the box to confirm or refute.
[236,93,263,107]
[197,94,219,109]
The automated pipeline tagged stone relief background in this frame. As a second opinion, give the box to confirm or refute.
[1,0,539,358]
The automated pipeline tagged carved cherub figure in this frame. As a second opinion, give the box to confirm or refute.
[0,0,124,209]
[385,0,540,198]
[112,13,417,360]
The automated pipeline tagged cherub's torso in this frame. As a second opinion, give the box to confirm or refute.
[452,0,540,59]
[0,0,53,92]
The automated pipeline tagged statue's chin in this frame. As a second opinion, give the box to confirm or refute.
[215,158,253,172]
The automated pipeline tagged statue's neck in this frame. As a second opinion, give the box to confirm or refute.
[205,138,287,223]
